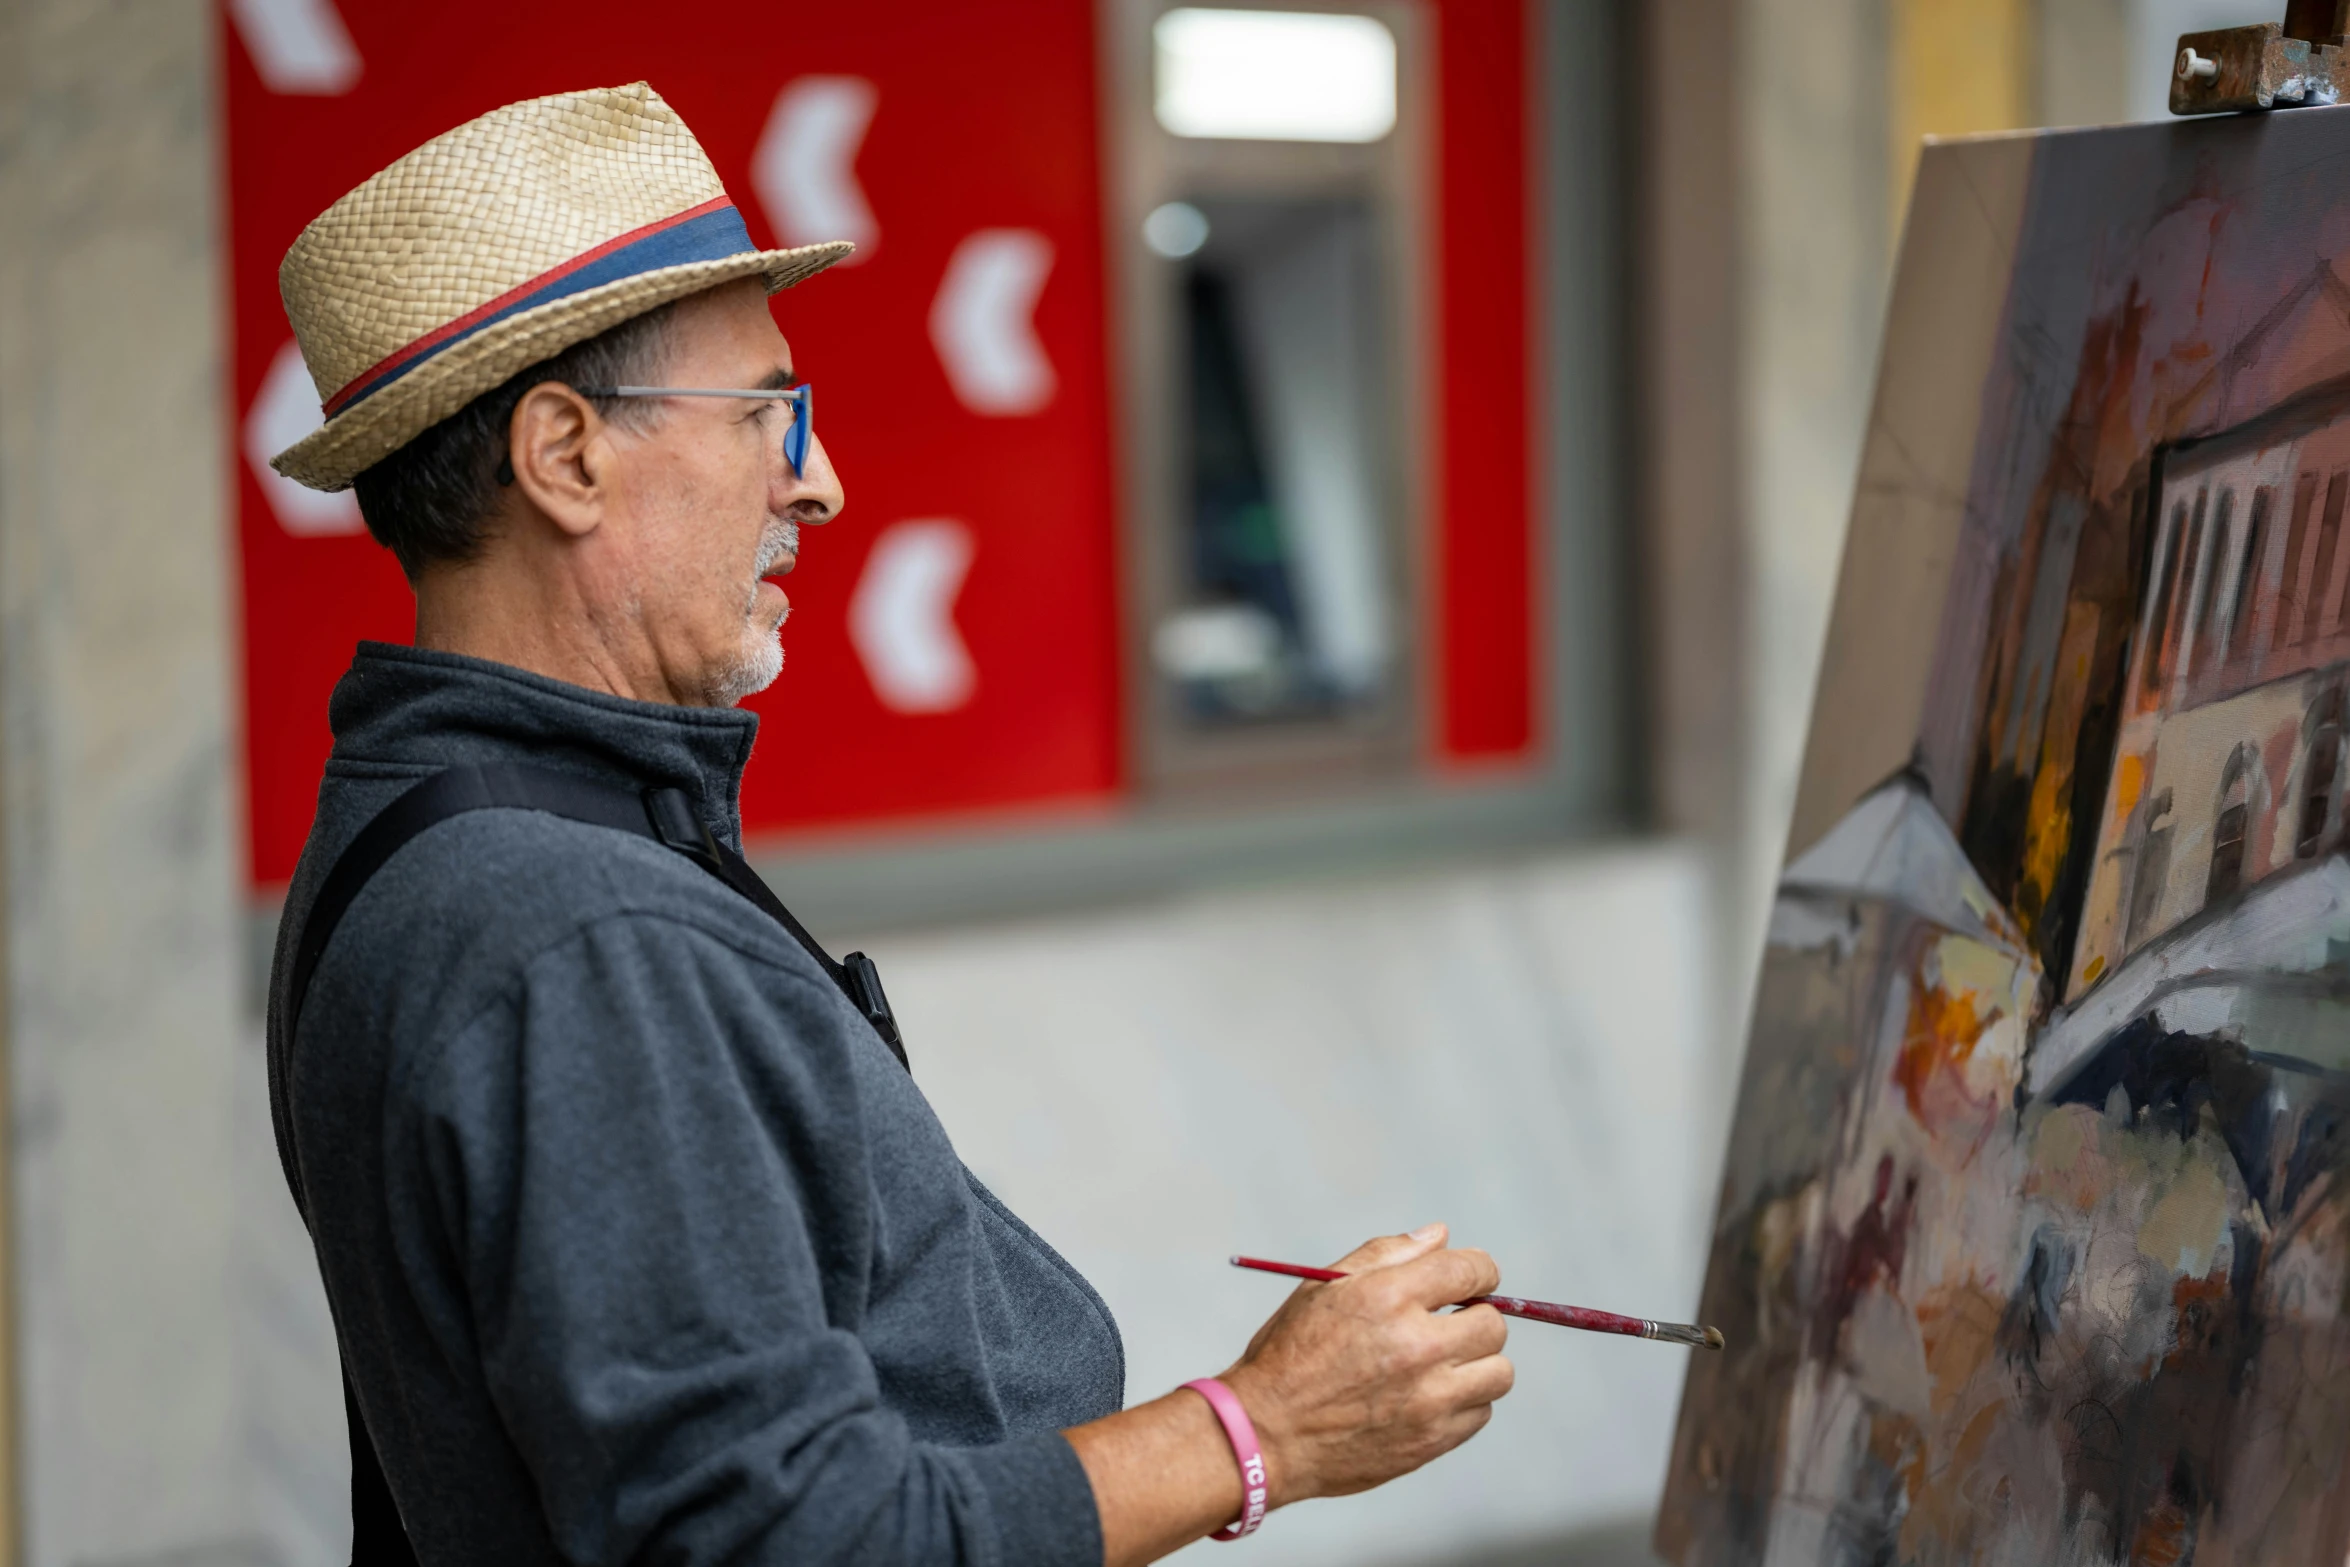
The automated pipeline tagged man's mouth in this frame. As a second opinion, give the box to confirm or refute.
[757,519,802,579]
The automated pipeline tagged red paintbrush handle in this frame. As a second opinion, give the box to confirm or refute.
[1473,1294,1643,1335]
[1228,1256,1723,1350]
[1230,1256,1347,1283]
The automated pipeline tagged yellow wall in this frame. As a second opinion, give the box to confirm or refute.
[1891,0,2034,229]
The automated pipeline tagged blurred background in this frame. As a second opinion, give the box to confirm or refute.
[0,0,2261,1563]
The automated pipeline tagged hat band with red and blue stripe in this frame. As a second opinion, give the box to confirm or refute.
[323,196,756,418]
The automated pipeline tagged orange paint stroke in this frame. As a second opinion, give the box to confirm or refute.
[2110,751,2146,827]
[2131,1493,2195,1567]
[1894,978,1997,1125]
[2165,1270,2232,1373]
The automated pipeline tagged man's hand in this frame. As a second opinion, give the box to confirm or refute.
[1219,1223,1515,1506]
[1066,1222,1514,1567]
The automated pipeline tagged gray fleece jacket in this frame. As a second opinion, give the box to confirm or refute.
[265,643,1123,1566]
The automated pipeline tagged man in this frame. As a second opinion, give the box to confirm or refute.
[266,82,1512,1566]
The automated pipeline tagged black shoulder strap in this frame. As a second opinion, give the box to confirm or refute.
[279,761,908,1567]
[283,760,906,1066]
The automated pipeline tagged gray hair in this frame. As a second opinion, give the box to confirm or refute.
[350,304,679,580]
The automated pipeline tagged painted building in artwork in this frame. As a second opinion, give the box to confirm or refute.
[1666,148,2350,1566]
[2067,379,2350,1000]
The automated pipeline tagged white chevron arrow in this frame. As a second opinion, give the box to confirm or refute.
[929,230,1056,415]
[849,521,976,714]
[753,77,879,258]
[227,0,360,95]
[246,340,364,536]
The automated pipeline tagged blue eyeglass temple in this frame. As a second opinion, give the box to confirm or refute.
[584,384,814,476]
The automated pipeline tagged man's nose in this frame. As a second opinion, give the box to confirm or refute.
[783,432,845,524]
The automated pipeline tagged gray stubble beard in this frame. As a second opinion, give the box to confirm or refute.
[704,516,801,707]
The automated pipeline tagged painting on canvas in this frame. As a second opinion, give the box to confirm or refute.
[1661,109,2350,1564]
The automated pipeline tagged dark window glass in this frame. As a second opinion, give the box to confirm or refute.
[2310,472,2349,646]
[2299,724,2341,859]
[2229,485,2272,660]
[1164,197,1391,727]
[2282,471,2320,648]
[1178,267,1302,720]
[2157,490,2207,692]
[2190,489,2233,677]
[2207,801,2247,901]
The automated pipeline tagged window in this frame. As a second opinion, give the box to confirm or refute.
[2309,471,2348,645]
[2226,485,2270,661]
[2188,487,2233,678]
[2126,788,2174,950]
[2206,748,2256,903]
[1124,2,1432,792]
[2300,716,2343,859]
[2153,489,2205,695]
[2280,469,2321,650]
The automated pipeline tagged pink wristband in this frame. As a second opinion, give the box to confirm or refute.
[1182,1377,1269,1541]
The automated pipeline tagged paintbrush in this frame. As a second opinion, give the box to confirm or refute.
[1231,1255,1725,1351]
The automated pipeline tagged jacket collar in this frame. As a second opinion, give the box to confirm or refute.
[325,641,761,850]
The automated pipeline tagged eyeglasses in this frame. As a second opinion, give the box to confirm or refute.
[577,383,814,476]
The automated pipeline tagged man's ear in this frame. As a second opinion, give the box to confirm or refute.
[506,384,610,539]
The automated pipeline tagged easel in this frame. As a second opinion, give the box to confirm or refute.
[2172,3,2350,113]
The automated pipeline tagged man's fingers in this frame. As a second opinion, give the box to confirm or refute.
[1386,1245,1502,1308]
[1432,1302,1510,1363]
[1439,1352,1516,1409]
[1425,1398,1498,1462]
[1330,1223,1448,1274]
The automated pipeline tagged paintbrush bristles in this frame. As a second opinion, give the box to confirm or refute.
[1643,1320,1728,1351]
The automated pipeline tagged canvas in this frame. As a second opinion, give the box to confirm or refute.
[1661,109,2350,1565]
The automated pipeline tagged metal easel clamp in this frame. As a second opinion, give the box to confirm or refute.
[2171,5,2350,115]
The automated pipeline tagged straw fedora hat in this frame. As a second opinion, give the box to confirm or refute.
[272,81,852,492]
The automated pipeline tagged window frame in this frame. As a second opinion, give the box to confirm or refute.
[1110,0,1434,795]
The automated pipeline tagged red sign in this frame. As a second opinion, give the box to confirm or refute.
[222,0,1536,890]
[224,0,1124,886]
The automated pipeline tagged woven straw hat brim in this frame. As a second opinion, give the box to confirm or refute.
[272,241,852,492]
